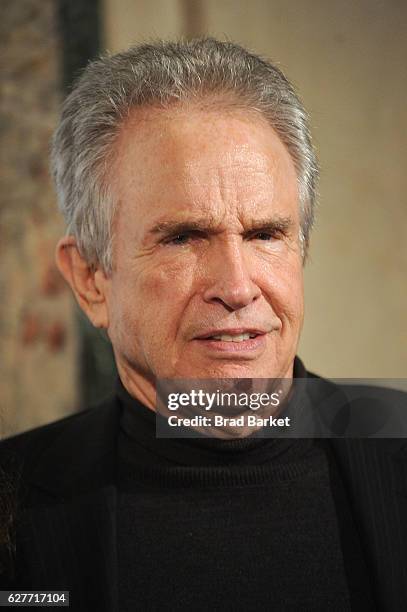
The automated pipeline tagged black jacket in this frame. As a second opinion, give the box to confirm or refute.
[0,375,406,611]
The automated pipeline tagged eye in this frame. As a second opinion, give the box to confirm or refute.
[250,231,281,241]
[168,233,190,245]
[163,230,204,246]
[255,232,273,241]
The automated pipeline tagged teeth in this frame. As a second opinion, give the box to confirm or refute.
[211,333,254,342]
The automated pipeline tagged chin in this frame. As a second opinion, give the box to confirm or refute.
[180,361,276,379]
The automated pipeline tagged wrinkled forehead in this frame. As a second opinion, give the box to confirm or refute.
[110,105,299,228]
[114,105,296,175]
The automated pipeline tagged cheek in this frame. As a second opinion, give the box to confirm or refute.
[107,285,142,349]
[261,256,304,318]
[142,259,190,294]
[135,258,197,330]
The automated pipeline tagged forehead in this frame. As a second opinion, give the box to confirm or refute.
[112,105,299,225]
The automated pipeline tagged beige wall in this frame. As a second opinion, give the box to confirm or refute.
[102,0,407,378]
[1,1,78,437]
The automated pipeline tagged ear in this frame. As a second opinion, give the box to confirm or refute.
[55,236,109,329]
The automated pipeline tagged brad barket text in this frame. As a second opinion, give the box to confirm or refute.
[167,415,291,428]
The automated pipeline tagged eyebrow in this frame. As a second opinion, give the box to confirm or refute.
[147,215,294,237]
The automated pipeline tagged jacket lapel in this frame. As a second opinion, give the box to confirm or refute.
[15,399,121,611]
[330,437,407,610]
[17,487,118,612]
[307,374,407,607]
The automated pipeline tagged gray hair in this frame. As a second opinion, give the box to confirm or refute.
[51,37,319,272]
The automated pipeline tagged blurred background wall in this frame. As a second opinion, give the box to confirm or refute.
[1,0,406,437]
[1,1,78,437]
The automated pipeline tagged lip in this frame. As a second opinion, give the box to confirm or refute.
[194,328,268,340]
[192,329,268,356]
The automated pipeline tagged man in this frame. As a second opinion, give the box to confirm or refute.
[1,38,406,611]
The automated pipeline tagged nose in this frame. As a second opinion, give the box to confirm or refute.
[202,240,261,311]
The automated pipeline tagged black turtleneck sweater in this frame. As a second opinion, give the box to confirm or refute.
[116,358,374,611]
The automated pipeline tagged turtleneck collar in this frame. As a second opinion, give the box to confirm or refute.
[116,356,314,468]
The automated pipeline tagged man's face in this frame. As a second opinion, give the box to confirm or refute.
[103,107,304,389]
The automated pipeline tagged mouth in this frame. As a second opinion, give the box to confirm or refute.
[193,329,268,355]
[207,332,258,342]
[195,328,266,341]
